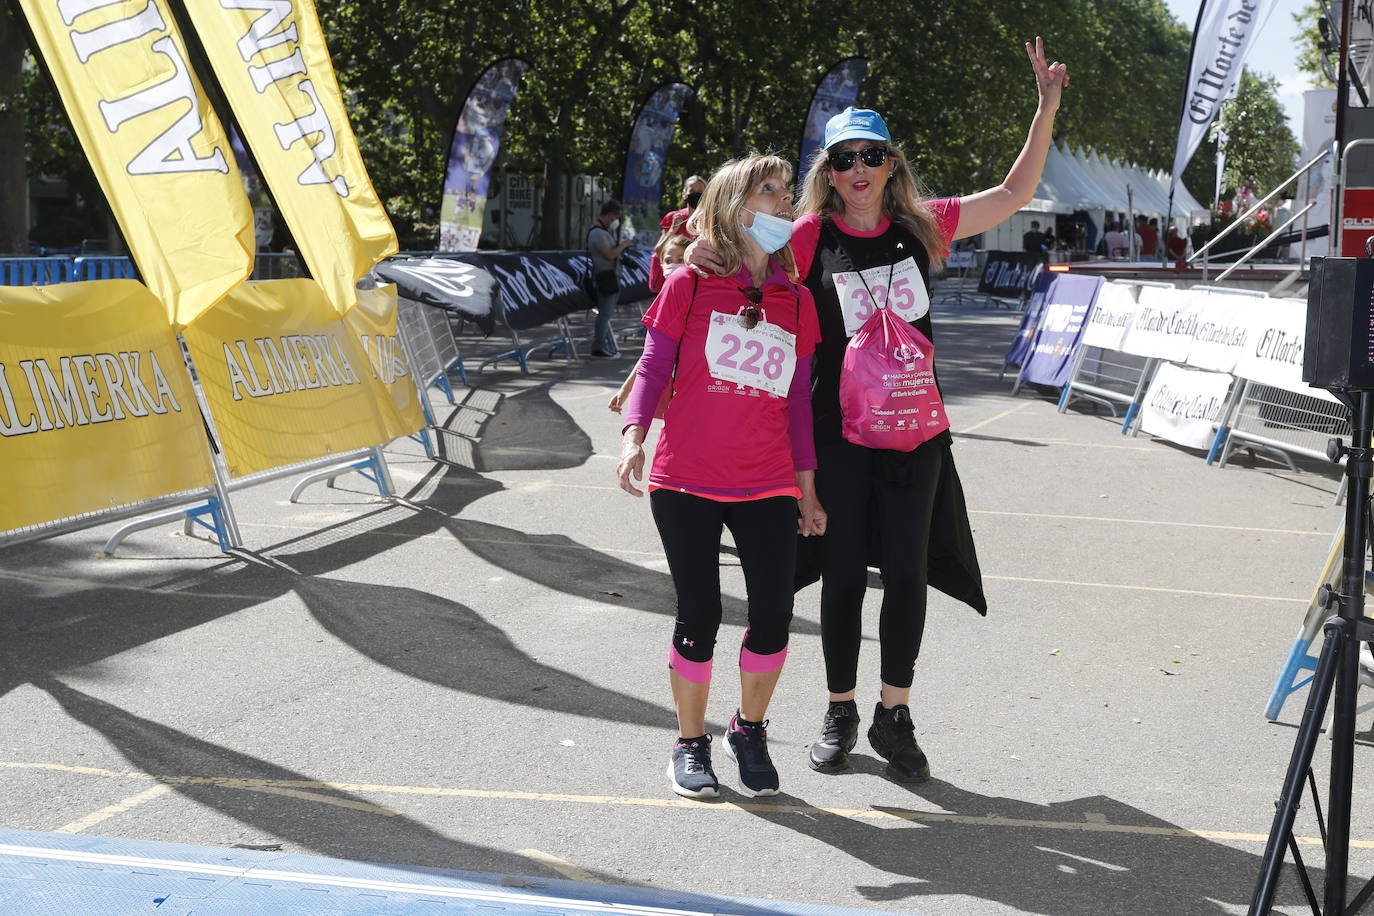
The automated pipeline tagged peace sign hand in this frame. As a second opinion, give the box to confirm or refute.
[1025,36,1069,111]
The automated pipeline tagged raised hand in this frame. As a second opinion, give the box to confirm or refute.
[1025,36,1069,111]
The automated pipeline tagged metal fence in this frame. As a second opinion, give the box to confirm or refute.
[1215,382,1351,469]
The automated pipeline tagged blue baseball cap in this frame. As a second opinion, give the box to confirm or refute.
[823,107,891,149]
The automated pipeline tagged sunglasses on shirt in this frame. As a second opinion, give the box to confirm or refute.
[828,146,889,172]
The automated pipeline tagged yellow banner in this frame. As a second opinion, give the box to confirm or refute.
[182,279,394,478]
[0,281,213,532]
[18,0,253,327]
[345,286,425,439]
[187,0,397,313]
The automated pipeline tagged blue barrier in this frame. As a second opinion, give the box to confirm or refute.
[73,256,135,281]
[0,257,75,286]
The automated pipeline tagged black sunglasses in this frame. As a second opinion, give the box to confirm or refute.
[828,145,889,172]
[738,286,762,329]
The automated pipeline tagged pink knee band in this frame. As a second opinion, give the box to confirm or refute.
[669,644,713,683]
[739,642,788,674]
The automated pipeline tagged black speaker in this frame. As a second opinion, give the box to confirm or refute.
[1304,256,1374,390]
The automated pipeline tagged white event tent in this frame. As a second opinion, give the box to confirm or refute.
[976,141,1211,253]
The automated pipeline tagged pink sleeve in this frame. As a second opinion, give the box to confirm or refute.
[796,284,821,358]
[787,354,816,472]
[790,214,822,279]
[927,197,961,255]
[641,269,694,339]
[621,327,676,433]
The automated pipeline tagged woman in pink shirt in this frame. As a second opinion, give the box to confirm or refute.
[617,154,827,799]
[689,39,1069,784]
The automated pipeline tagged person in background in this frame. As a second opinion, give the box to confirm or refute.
[1136,215,1158,257]
[688,38,1066,784]
[1022,219,1048,265]
[610,234,691,413]
[587,199,634,358]
[1166,225,1190,269]
[1103,221,1135,259]
[617,154,826,799]
[650,175,707,291]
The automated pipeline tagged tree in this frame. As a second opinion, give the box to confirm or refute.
[0,8,26,253]
[1217,69,1300,196]
[1294,0,1335,88]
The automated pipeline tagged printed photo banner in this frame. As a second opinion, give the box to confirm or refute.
[1184,292,1253,374]
[188,0,397,313]
[1119,286,1203,362]
[977,252,1040,299]
[1080,280,1138,351]
[798,58,867,185]
[1004,270,1055,368]
[344,285,425,440]
[1019,273,1104,387]
[440,58,529,252]
[622,82,692,249]
[1140,361,1235,450]
[18,0,254,327]
[182,278,394,478]
[1231,298,1338,402]
[0,280,213,532]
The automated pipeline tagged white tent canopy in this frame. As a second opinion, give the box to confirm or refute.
[1022,143,1208,224]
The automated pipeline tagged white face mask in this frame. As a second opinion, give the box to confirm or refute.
[608,219,621,233]
[742,207,794,253]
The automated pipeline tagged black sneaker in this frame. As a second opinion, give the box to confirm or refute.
[808,700,860,773]
[723,713,780,797]
[667,735,719,799]
[867,703,930,782]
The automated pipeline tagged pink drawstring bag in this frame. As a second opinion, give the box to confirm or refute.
[839,305,949,452]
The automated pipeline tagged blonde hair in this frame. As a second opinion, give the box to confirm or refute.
[686,155,798,281]
[682,174,706,195]
[797,141,947,270]
[655,232,691,265]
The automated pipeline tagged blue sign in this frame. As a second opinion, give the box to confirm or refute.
[622,83,692,249]
[1004,270,1055,368]
[1019,273,1105,387]
[798,58,867,185]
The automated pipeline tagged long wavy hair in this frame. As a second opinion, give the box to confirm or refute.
[797,140,947,270]
[687,154,799,280]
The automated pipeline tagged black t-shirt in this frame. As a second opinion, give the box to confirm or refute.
[1022,230,1046,254]
[805,215,947,448]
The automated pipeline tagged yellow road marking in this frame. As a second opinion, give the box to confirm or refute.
[984,574,1301,603]
[969,509,1329,538]
[54,783,171,834]
[957,402,1033,435]
[3,761,1364,849]
[517,848,603,883]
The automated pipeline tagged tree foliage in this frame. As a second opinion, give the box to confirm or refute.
[10,0,1270,249]
[1217,70,1300,196]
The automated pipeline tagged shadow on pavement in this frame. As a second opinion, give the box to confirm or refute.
[740,774,1318,914]
[32,676,566,877]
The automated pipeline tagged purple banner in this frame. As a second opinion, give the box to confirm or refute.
[798,58,867,185]
[1019,274,1105,387]
[440,58,529,252]
[621,82,692,250]
[1004,270,1056,368]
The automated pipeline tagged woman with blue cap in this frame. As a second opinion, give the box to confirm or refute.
[691,37,1068,783]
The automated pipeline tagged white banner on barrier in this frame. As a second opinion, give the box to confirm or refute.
[1120,286,1200,361]
[1081,282,1138,351]
[1140,362,1234,449]
[1185,293,1252,374]
[1232,298,1338,403]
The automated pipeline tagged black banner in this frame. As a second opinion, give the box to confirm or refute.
[452,248,653,331]
[977,251,1041,299]
[374,258,499,335]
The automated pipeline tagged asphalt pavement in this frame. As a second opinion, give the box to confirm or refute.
[0,289,1362,915]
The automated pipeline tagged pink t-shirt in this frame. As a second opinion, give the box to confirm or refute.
[641,264,822,493]
[790,198,961,278]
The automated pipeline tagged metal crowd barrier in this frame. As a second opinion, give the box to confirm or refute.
[397,296,467,402]
[1057,280,1173,432]
[1211,382,1350,470]
[73,256,135,281]
[0,257,75,285]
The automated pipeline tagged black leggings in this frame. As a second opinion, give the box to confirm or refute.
[814,439,945,692]
[650,490,796,680]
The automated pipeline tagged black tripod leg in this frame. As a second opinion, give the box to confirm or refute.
[1251,623,1345,915]
[1287,834,1323,915]
[1345,875,1374,915]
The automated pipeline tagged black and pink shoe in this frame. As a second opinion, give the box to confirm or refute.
[723,713,780,797]
[668,735,719,799]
